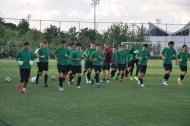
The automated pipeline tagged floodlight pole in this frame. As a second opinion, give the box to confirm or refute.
[92,0,100,31]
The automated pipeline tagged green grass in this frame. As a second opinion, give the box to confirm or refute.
[0,60,190,126]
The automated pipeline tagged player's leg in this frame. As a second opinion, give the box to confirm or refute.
[162,64,172,86]
[36,63,43,84]
[102,62,107,82]
[43,62,49,87]
[111,65,116,79]
[76,65,82,88]
[116,65,121,81]
[134,60,139,80]
[22,69,31,94]
[178,66,187,85]
[130,60,135,80]
[17,68,25,90]
[86,61,93,84]
[94,66,101,88]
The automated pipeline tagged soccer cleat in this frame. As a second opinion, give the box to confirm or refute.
[106,80,110,83]
[17,83,21,90]
[134,76,139,81]
[177,78,183,85]
[44,84,48,88]
[58,85,64,92]
[96,83,100,88]
[141,84,145,87]
[22,90,27,95]
[86,77,89,84]
[88,80,92,84]
[130,76,134,80]
[162,79,168,86]
[77,86,81,89]
[137,80,141,85]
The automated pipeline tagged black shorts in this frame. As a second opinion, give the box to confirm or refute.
[111,64,117,70]
[102,62,110,70]
[163,64,172,72]
[20,68,31,83]
[57,64,67,74]
[39,62,48,72]
[85,61,93,69]
[118,64,126,71]
[94,65,102,72]
[139,65,147,74]
[180,65,187,72]
[131,60,139,66]
[67,64,73,72]
[72,65,82,74]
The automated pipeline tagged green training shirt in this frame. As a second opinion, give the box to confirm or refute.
[38,48,50,62]
[16,49,34,69]
[112,51,117,64]
[177,51,190,66]
[117,50,127,65]
[70,50,83,66]
[85,48,96,62]
[55,47,69,65]
[161,48,177,64]
[67,49,74,65]
[130,44,142,61]
[91,51,105,66]
[137,50,150,66]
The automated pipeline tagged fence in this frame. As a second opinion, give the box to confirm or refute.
[1,17,190,58]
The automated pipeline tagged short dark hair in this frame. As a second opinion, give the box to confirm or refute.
[168,41,174,46]
[104,42,109,45]
[96,43,101,46]
[120,45,125,48]
[76,43,81,47]
[113,46,117,49]
[71,42,75,46]
[182,44,187,48]
[23,42,30,46]
[61,40,66,44]
[134,39,139,42]
[143,44,148,48]
[43,41,48,44]
[91,41,95,44]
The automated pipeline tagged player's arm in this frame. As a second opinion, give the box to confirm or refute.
[90,53,97,61]
[160,49,166,59]
[38,49,45,58]
[173,50,178,65]
[136,53,142,60]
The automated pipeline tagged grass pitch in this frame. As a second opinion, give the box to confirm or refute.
[0,60,190,126]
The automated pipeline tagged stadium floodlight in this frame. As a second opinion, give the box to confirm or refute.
[91,0,100,30]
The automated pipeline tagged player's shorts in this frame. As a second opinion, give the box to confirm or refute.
[20,68,31,83]
[85,61,93,69]
[163,64,172,72]
[111,64,117,70]
[117,64,126,71]
[94,65,102,72]
[131,60,139,66]
[102,62,110,70]
[72,65,82,74]
[180,65,187,72]
[67,64,73,72]
[57,64,67,74]
[139,65,147,74]
[39,62,48,72]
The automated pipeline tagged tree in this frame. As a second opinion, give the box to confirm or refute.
[18,19,29,35]
[78,28,104,48]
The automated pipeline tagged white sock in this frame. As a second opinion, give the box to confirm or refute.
[23,88,26,91]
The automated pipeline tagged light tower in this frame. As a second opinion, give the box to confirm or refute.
[91,0,100,30]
